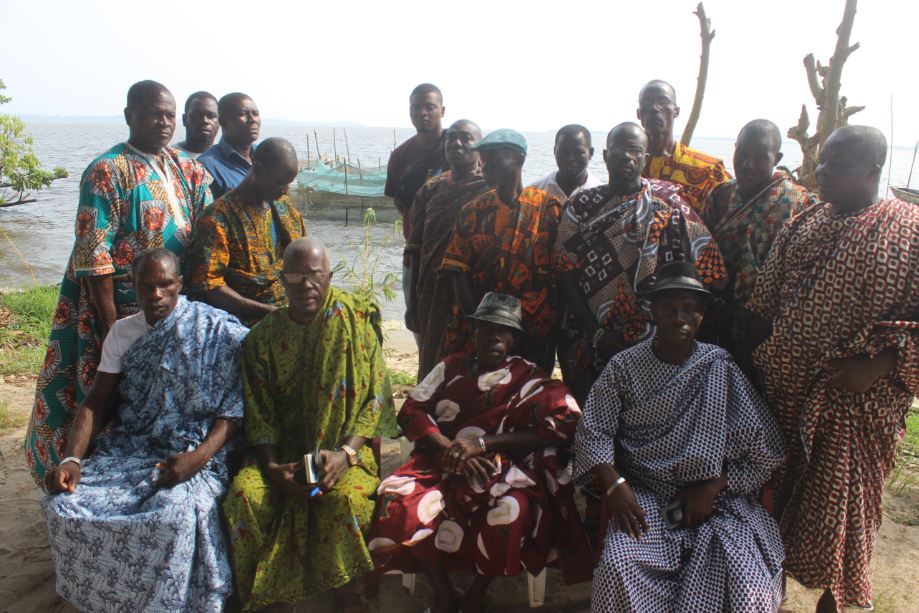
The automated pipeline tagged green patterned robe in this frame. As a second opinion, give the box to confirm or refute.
[25,143,212,487]
[223,287,397,610]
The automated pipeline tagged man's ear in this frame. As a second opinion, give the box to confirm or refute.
[124,107,132,127]
[674,105,681,118]
[774,151,784,166]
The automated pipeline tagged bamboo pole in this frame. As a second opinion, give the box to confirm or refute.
[907,141,918,189]
[343,128,352,164]
[333,127,338,163]
[313,130,322,161]
[306,132,311,166]
[680,2,715,146]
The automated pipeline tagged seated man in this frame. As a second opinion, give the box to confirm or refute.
[441,129,561,372]
[638,79,730,213]
[528,124,603,203]
[370,293,591,613]
[223,237,397,612]
[42,248,248,612]
[574,261,785,612]
[702,119,816,355]
[187,137,306,326]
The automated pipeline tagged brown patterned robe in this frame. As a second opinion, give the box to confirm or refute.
[406,170,488,379]
[747,199,919,607]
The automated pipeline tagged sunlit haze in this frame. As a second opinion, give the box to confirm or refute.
[2,0,917,144]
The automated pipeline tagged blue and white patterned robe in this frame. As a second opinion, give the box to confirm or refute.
[42,298,247,612]
[575,340,785,613]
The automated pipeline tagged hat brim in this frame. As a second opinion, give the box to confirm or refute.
[641,278,713,301]
[466,313,524,332]
[470,143,526,156]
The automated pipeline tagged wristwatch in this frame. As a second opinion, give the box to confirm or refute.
[339,445,361,467]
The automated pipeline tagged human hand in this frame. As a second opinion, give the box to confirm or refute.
[443,437,483,474]
[154,450,207,488]
[265,461,318,498]
[605,482,648,539]
[46,463,81,494]
[462,456,498,488]
[671,477,723,527]
[318,449,349,492]
[826,350,897,394]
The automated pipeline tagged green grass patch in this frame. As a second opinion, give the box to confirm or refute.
[0,397,27,433]
[388,368,417,387]
[0,285,58,375]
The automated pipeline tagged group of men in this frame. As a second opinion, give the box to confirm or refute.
[21,77,918,613]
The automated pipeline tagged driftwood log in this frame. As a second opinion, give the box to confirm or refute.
[680,3,714,147]
[789,0,864,188]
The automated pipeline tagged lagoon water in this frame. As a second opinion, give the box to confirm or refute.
[2,123,915,320]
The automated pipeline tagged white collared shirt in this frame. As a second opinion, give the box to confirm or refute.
[529,169,603,204]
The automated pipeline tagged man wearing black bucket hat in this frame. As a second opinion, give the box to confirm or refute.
[575,260,785,613]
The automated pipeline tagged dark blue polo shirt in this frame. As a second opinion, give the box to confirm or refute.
[198,138,256,199]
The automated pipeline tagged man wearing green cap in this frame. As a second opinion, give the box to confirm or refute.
[440,129,562,371]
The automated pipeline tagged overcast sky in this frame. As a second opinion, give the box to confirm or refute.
[2,0,916,144]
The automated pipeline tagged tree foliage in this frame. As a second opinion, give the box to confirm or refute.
[0,79,67,207]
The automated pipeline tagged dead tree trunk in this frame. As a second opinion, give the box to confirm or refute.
[790,0,864,188]
[680,3,714,147]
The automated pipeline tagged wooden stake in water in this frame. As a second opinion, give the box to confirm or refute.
[343,128,352,164]
[313,130,322,161]
[886,94,894,198]
[333,127,338,163]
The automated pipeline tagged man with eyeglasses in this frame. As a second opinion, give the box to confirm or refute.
[553,122,727,403]
[199,92,261,198]
[187,137,305,327]
[223,237,397,613]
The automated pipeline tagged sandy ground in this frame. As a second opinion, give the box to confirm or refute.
[1,330,918,612]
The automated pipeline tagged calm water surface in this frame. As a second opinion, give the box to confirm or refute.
[1,123,914,320]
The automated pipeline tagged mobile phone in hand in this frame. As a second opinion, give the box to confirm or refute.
[660,500,683,530]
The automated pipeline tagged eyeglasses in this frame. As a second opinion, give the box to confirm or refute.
[281,271,329,286]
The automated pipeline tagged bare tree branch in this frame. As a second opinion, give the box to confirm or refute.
[680,2,715,146]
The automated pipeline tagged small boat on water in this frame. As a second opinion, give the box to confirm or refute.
[891,186,919,205]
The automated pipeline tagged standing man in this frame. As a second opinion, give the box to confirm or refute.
[199,92,261,198]
[638,79,730,214]
[174,91,219,158]
[387,83,447,330]
[745,125,919,612]
[441,129,561,371]
[24,80,214,487]
[223,238,397,613]
[529,124,603,203]
[553,122,726,403]
[703,119,816,355]
[187,137,306,327]
[405,119,488,380]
